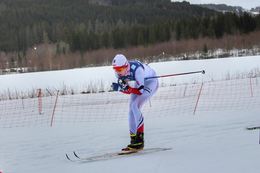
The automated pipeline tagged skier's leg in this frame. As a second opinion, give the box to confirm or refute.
[122,95,138,151]
[128,95,137,135]
[128,78,159,133]
[130,96,145,133]
[132,78,159,131]
[123,79,159,151]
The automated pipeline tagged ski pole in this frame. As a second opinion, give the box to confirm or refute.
[145,70,205,80]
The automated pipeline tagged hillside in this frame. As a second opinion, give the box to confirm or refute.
[0,0,216,52]
[0,0,260,73]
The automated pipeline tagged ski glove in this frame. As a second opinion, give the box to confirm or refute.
[111,82,121,91]
[111,82,141,95]
[112,82,129,91]
[113,76,142,95]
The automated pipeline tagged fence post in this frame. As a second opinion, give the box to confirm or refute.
[21,97,25,109]
[50,90,59,127]
[183,84,187,97]
[37,88,42,114]
[249,77,253,97]
[193,83,204,115]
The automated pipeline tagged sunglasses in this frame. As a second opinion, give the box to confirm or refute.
[113,64,128,73]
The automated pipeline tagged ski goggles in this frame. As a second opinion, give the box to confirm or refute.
[113,64,128,73]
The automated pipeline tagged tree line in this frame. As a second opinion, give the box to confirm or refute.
[67,12,260,52]
[0,0,260,71]
[0,0,215,52]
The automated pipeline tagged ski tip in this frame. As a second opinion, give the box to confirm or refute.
[73,151,80,159]
[65,154,71,161]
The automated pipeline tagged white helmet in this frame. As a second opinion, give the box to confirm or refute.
[112,54,128,67]
[112,54,129,75]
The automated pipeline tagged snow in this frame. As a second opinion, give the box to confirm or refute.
[172,0,260,11]
[1,55,260,94]
[1,55,260,173]
[1,111,260,173]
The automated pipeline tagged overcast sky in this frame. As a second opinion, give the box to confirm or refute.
[172,0,259,10]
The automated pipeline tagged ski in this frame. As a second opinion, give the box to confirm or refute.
[118,148,142,155]
[65,151,86,162]
[65,153,77,162]
[73,151,81,159]
[65,151,120,162]
[246,126,260,130]
[65,147,171,163]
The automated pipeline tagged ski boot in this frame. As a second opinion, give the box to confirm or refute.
[122,132,144,151]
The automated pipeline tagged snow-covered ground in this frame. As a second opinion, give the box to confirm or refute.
[0,55,260,173]
[0,109,260,173]
[1,55,260,95]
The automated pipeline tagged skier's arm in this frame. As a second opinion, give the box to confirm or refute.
[112,81,143,95]
[121,86,143,95]
[121,67,144,95]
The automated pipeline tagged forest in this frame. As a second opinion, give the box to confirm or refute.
[0,0,259,71]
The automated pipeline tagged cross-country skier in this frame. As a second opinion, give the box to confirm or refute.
[111,54,159,151]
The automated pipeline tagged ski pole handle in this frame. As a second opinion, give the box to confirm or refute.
[145,70,205,80]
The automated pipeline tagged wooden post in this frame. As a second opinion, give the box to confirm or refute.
[50,90,59,127]
[183,84,187,97]
[249,77,253,97]
[38,89,42,114]
[193,83,204,115]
